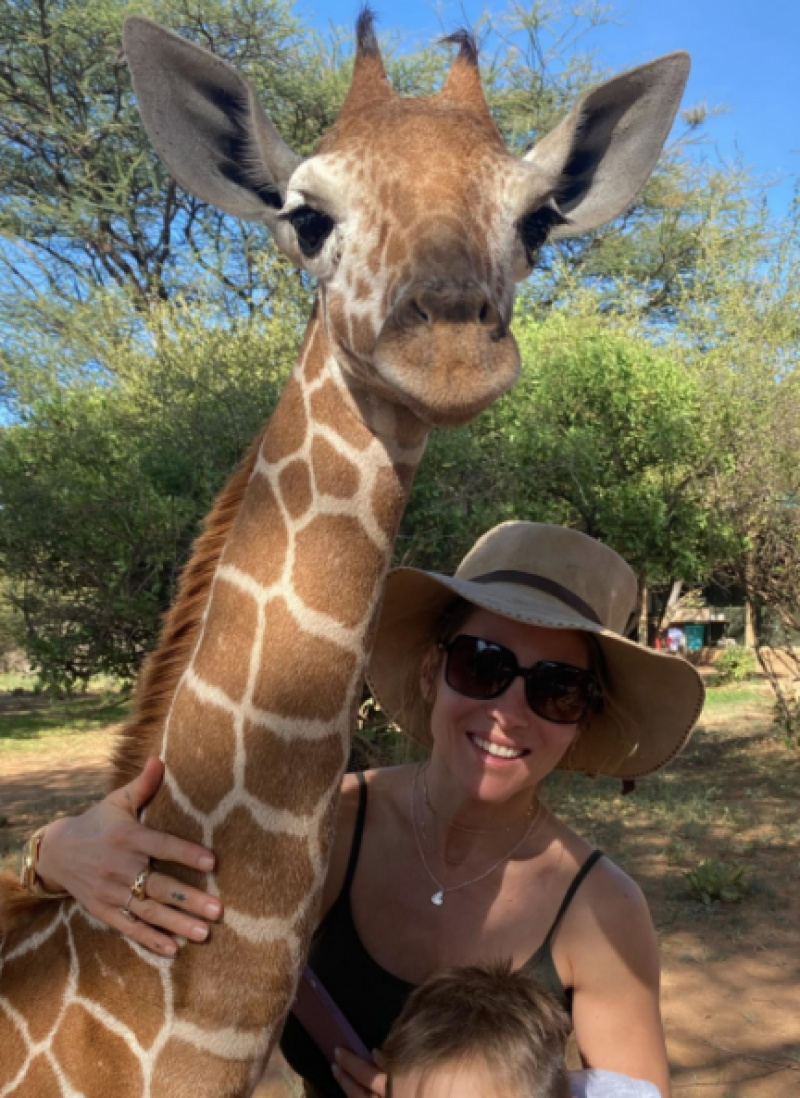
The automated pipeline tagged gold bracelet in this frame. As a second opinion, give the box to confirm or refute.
[20,825,70,899]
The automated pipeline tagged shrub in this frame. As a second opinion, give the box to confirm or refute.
[714,647,756,684]
[684,859,751,905]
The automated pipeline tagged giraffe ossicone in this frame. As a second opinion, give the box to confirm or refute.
[0,13,689,1096]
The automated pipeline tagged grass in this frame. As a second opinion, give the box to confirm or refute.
[0,670,123,694]
[703,683,769,710]
[541,678,800,899]
[0,670,40,692]
[0,692,130,753]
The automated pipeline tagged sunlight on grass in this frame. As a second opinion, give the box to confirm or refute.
[0,671,40,692]
[0,694,130,753]
[541,678,799,871]
[704,684,769,710]
[0,671,123,694]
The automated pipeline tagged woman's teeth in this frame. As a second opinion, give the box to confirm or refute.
[469,734,525,759]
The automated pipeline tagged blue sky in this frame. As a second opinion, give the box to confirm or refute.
[302,0,799,215]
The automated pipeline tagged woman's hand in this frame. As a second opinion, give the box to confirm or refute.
[37,757,223,956]
[331,1048,387,1098]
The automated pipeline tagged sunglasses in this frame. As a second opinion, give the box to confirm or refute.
[440,634,599,725]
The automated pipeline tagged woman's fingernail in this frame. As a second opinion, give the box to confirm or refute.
[161,941,177,956]
[334,1048,342,1062]
[331,1064,341,1078]
[190,924,209,941]
[198,855,214,871]
[204,901,222,918]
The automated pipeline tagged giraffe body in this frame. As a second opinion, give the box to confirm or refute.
[0,14,689,1095]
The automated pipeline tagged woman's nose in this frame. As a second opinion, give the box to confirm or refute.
[486,674,530,727]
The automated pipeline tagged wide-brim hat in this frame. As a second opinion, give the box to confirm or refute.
[367,522,705,780]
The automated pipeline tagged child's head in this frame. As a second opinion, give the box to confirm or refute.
[382,961,571,1098]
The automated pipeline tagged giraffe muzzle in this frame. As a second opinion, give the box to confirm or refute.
[373,279,521,428]
[402,280,500,331]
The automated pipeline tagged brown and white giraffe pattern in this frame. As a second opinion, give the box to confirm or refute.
[0,314,427,1097]
[291,147,524,381]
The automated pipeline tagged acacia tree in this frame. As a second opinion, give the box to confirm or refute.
[0,0,365,305]
[399,306,738,623]
[0,283,304,687]
[673,189,800,735]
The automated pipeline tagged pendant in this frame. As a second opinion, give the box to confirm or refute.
[431,891,444,906]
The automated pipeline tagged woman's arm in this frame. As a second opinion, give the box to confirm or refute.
[568,864,671,1098]
[35,758,365,958]
[36,757,222,956]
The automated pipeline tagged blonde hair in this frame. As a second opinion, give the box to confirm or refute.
[383,961,571,1098]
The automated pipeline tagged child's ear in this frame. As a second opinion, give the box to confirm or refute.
[419,645,441,704]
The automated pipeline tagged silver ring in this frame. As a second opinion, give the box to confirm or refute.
[120,892,138,922]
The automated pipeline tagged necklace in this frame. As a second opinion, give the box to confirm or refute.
[411,766,544,908]
[422,763,536,835]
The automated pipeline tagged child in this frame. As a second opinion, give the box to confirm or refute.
[382,962,660,1098]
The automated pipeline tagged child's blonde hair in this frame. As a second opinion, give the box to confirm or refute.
[383,961,571,1098]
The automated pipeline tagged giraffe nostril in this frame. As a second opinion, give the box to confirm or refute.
[479,301,490,325]
[411,299,430,324]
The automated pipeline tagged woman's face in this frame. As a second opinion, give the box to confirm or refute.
[427,607,591,804]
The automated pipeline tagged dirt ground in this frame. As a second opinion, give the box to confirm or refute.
[0,713,114,875]
[1,687,799,1097]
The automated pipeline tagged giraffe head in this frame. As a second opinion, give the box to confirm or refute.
[124,12,688,427]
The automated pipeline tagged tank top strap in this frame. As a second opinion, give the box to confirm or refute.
[541,849,604,948]
[342,770,368,897]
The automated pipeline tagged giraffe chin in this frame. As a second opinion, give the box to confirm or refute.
[373,328,521,429]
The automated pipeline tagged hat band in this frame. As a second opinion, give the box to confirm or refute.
[469,570,602,627]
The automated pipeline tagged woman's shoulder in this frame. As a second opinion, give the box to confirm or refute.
[553,838,658,989]
[578,853,651,929]
[549,818,648,919]
[339,763,414,811]
[318,765,413,919]
[551,823,651,931]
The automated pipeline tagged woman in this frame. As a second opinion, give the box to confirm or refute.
[32,523,704,1098]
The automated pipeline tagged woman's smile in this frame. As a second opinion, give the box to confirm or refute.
[466,732,530,762]
[426,607,587,813]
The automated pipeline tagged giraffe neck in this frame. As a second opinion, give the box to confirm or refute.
[140,307,427,1083]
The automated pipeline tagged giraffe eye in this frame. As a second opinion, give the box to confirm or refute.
[289,205,335,257]
[518,206,569,264]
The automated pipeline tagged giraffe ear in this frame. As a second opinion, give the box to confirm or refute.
[123,18,302,239]
[525,52,690,236]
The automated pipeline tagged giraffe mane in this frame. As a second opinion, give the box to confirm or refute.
[109,425,267,790]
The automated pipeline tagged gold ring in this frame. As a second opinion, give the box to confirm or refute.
[130,865,152,902]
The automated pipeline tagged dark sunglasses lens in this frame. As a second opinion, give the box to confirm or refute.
[446,637,516,699]
[527,664,593,723]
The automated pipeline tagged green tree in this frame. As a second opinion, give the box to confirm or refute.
[399,309,737,613]
[0,280,303,687]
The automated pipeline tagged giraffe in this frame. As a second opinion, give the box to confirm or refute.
[0,12,689,1097]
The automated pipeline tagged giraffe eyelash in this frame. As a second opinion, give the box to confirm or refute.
[283,204,336,258]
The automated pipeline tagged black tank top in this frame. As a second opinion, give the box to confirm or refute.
[280,773,603,1098]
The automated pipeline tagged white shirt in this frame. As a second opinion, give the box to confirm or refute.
[569,1069,662,1098]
